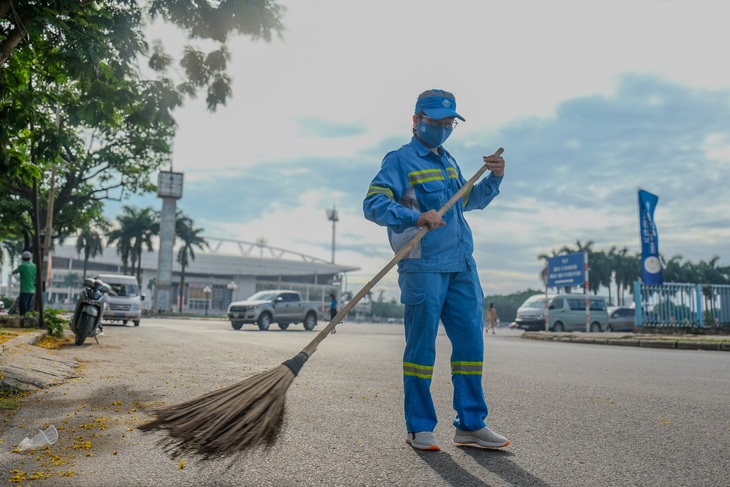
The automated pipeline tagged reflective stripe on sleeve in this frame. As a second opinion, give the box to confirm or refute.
[446,167,459,179]
[403,362,434,379]
[461,187,473,207]
[451,361,483,375]
[366,185,394,200]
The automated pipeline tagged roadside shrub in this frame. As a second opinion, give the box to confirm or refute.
[43,308,67,337]
[26,309,67,337]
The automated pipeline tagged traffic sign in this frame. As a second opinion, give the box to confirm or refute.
[547,252,585,288]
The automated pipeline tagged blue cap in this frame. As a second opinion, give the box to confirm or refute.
[415,89,465,121]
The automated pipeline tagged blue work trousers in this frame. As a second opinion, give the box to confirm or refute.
[399,268,488,433]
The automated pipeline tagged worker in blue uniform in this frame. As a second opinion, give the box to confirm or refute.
[363,89,509,451]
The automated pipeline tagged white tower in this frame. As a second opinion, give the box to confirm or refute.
[154,171,183,313]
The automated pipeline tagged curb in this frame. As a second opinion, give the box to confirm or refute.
[0,329,77,392]
[521,332,730,352]
[0,329,48,354]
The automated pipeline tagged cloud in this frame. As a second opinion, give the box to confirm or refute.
[296,117,366,137]
[105,44,730,302]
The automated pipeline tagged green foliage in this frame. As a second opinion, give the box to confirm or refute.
[0,386,25,410]
[539,242,729,306]
[0,0,285,332]
[1,0,286,244]
[1,2,176,245]
[370,299,404,319]
[26,308,66,337]
[107,206,159,282]
[0,295,14,309]
[62,272,81,289]
[175,213,209,312]
[42,308,67,337]
[75,219,109,279]
[148,0,285,43]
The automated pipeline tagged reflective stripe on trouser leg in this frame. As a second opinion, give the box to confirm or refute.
[399,272,448,433]
[441,268,488,431]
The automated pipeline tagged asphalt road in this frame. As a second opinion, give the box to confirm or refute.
[1,319,728,486]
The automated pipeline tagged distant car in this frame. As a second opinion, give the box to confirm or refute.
[607,306,635,332]
[515,294,609,332]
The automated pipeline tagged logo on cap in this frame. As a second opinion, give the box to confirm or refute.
[442,100,451,108]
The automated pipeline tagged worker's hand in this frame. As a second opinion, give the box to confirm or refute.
[483,152,505,177]
[417,210,446,231]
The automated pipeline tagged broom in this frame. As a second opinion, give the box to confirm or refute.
[138,147,505,459]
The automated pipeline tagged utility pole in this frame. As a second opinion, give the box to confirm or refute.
[326,204,338,264]
[42,101,62,303]
[42,162,56,292]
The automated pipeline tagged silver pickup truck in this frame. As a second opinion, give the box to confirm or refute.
[227,290,323,331]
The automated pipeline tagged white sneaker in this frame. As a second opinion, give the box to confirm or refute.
[454,426,510,449]
[405,431,440,451]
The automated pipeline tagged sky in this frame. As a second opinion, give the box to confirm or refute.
[108,0,730,303]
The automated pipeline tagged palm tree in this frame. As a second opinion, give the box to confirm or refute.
[611,247,630,304]
[62,272,81,301]
[176,216,209,313]
[107,206,159,283]
[695,256,730,320]
[620,252,641,304]
[75,219,108,279]
[537,249,562,290]
[696,256,729,285]
[588,250,612,298]
[662,255,689,283]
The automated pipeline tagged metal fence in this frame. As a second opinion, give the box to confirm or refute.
[634,281,730,328]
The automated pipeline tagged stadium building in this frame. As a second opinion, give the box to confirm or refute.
[45,237,359,315]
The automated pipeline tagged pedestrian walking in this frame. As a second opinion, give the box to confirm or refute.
[329,293,338,334]
[363,89,509,451]
[487,302,499,335]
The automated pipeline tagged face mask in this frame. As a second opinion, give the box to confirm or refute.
[417,121,453,148]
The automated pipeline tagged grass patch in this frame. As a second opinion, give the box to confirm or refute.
[0,387,27,411]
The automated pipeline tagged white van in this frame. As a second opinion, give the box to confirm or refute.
[515,294,609,332]
[95,274,142,327]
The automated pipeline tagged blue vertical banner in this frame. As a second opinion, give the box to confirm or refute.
[638,189,663,285]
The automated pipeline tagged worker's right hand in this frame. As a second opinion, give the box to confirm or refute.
[417,210,446,231]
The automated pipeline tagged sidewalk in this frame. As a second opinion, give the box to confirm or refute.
[521,331,730,351]
[0,329,79,392]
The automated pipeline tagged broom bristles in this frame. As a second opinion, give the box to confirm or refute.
[139,352,309,459]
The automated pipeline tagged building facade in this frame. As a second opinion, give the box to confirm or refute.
[47,240,359,315]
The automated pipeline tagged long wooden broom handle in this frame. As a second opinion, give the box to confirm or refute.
[301,147,504,356]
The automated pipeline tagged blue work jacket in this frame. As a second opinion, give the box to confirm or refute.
[363,136,502,273]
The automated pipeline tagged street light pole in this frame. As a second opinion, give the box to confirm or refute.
[326,205,338,264]
[203,286,212,317]
[226,281,238,308]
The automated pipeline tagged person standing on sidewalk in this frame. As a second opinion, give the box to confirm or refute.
[363,89,509,452]
[12,251,37,316]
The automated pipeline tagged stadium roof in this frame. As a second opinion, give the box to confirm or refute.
[53,239,359,278]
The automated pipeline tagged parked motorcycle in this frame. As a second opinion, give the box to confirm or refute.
[71,278,113,346]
